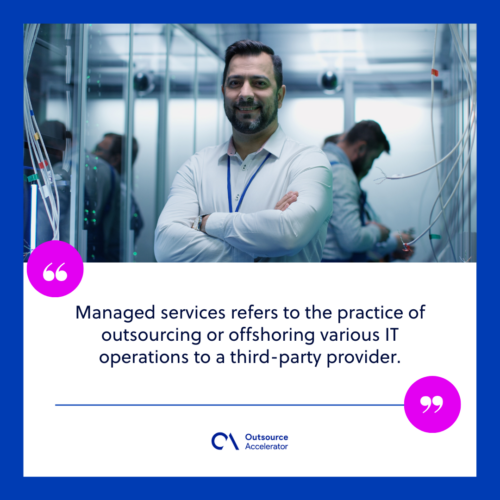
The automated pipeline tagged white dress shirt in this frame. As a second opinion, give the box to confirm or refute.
[155,126,333,262]
[322,142,398,261]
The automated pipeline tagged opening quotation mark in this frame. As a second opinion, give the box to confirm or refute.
[420,395,444,413]
[43,263,68,282]
[27,241,84,297]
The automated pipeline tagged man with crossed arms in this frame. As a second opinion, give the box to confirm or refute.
[155,40,332,262]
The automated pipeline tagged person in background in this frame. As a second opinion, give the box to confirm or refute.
[89,133,143,261]
[154,40,333,262]
[94,133,137,176]
[322,120,414,262]
[24,123,143,262]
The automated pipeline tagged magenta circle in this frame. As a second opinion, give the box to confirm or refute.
[27,241,84,297]
[404,376,461,433]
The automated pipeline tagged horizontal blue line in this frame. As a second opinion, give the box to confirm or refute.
[56,404,403,407]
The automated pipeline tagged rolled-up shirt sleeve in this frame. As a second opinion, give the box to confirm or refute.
[154,160,252,262]
[204,157,333,258]
[330,166,381,253]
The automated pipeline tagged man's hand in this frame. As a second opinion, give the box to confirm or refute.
[393,246,415,261]
[392,231,415,260]
[274,191,299,211]
[200,215,210,233]
[367,221,390,242]
[395,231,412,250]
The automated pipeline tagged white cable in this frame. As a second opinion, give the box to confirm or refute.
[23,25,38,80]
[424,25,475,251]
[24,24,61,241]
[408,105,476,247]
[395,23,476,249]
[375,24,476,184]
[408,119,476,246]
[426,24,475,260]
[428,109,476,225]
[32,107,61,218]
[374,109,474,182]
[428,25,474,259]
[24,84,56,234]
[24,97,55,234]
[430,24,456,262]
[24,24,60,239]
[450,25,474,108]
[430,24,438,163]
[24,108,56,235]
[451,24,476,98]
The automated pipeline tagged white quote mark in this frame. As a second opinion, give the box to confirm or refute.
[43,263,68,282]
[420,395,444,413]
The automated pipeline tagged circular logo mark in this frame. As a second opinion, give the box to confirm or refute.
[404,376,461,433]
[27,241,84,297]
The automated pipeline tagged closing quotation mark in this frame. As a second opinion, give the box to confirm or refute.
[405,377,461,433]
[420,395,444,413]
[43,263,68,282]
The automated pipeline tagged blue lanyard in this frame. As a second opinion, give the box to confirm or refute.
[227,152,271,213]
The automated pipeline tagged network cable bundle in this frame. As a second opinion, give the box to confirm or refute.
[24,24,61,248]
[376,24,477,262]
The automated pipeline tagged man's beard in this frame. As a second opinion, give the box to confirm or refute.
[224,94,279,134]
[351,154,367,179]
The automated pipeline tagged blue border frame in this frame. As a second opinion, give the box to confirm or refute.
[4,3,496,498]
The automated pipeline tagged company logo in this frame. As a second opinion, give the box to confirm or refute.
[211,432,239,450]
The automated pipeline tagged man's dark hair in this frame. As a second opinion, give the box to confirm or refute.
[323,133,342,146]
[104,133,139,165]
[223,40,283,90]
[344,120,390,154]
